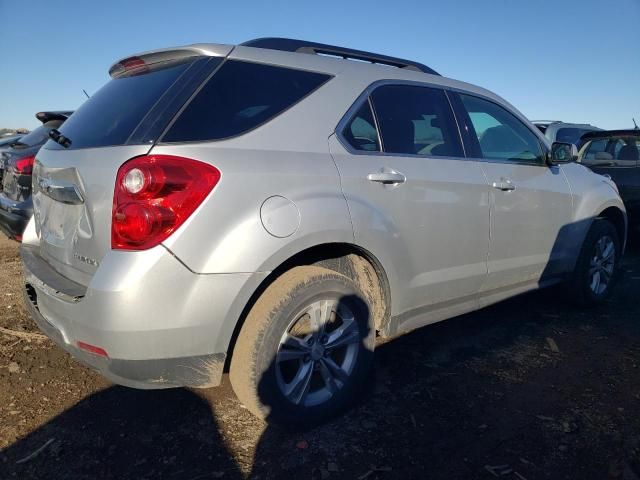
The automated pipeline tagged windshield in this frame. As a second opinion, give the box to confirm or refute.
[12,121,62,148]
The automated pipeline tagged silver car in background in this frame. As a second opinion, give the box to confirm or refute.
[21,38,626,426]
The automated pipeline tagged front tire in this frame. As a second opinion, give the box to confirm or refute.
[569,219,621,306]
[229,266,375,427]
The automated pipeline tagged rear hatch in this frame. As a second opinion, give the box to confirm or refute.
[32,45,231,286]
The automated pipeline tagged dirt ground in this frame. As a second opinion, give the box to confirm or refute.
[1,235,640,480]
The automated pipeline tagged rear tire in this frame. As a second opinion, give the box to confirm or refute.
[229,266,375,427]
[568,219,620,306]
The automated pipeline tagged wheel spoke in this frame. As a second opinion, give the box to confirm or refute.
[325,317,359,351]
[277,348,308,363]
[285,361,314,405]
[600,267,612,283]
[601,240,614,261]
[318,360,339,394]
[281,333,310,352]
[309,300,335,338]
[321,357,349,384]
[590,270,601,293]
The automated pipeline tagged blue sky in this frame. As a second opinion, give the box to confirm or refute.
[1,0,638,130]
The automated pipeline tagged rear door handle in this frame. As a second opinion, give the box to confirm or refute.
[492,179,516,191]
[367,171,406,185]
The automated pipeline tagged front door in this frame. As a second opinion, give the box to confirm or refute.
[453,92,573,304]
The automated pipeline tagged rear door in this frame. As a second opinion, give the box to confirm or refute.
[451,92,573,303]
[32,54,224,286]
[330,83,490,320]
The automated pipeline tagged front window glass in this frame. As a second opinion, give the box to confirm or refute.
[583,139,609,161]
[460,94,543,164]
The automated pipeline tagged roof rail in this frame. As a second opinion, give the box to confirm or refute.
[241,37,440,76]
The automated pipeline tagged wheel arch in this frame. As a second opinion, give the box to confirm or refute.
[597,206,627,251]
[223,242,392,372]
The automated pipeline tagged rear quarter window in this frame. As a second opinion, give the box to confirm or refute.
[162,60,331,142]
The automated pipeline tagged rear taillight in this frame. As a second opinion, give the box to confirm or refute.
[112,155,220,250]
[15,155,36,175]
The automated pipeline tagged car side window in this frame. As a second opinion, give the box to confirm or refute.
[614,138,640,166]
[370,85,464,158]
[459,94,544,164]
[582,138,639,167]
[342,100,380,152]
[582,139,609,162]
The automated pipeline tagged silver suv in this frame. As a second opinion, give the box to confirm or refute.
[22,38,626,426]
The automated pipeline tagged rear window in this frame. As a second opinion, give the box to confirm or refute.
[54,59,196,150]
[556,127,594,146]
[162,60,331,142]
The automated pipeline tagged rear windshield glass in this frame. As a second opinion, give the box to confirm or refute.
[13,121,63,148]
[55,60,193,150]
[556,127,594,146]
[162,60,331,142]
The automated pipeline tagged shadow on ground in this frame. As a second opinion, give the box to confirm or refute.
[3,244,640,479]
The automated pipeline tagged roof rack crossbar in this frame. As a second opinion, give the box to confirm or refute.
[241,37,440,76]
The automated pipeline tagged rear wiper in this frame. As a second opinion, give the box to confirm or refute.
[48,129,72,148]
[9,141,27,147]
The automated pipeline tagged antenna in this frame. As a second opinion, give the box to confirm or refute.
[633,117,639,130]
[82,89,90,99]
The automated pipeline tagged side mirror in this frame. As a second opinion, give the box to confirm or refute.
[549,142,578,165]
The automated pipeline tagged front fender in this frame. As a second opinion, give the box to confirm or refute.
[562,163,627,265]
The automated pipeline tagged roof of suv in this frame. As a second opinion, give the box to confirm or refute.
[109,38,515,110]
[101,38,545,150]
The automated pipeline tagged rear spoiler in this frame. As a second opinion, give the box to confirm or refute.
[109,44,234,78]
[36,111,73,124]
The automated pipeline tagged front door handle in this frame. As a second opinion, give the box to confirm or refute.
[492,179,516,191]
[367,171,406,185]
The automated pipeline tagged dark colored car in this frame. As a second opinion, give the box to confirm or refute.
[0,135,23,149]
[0,111,72,240]
[578,129,640,227]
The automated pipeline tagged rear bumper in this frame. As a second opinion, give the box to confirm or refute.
[23,286,226,389]
[20,244,267,389]
[0,194,31,239]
